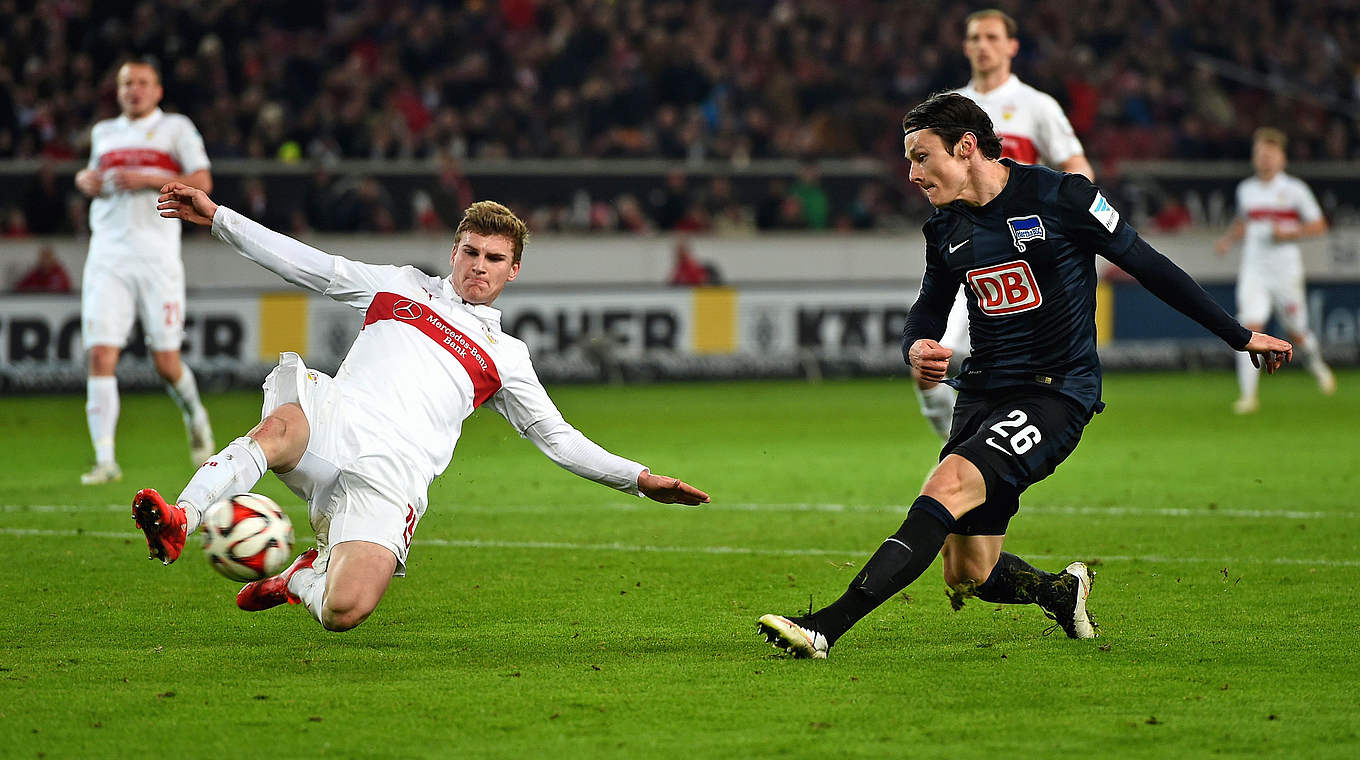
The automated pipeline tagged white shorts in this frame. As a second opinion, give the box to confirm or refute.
[1236,265,1310,336]
[81,256,186,351]
[940,288,972,363]
[261,352,426,576]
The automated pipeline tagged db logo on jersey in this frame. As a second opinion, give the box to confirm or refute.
[967,260,1043,315]
[392,300,424,320]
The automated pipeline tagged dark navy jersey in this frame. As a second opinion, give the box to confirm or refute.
[904,160,1248,413]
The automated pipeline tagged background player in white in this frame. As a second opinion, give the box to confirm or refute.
[134,185,710,633]
[73,61,214,484]
[1214,127,1335,413]
[913,8,1095,440]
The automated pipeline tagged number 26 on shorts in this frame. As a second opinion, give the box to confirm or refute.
[985,409,1043,456]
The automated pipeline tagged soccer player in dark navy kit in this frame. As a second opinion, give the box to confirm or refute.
[758,93,1294,658]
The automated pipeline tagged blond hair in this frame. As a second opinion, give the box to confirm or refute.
[966,9,1018,39]
[455,201,529,263]
[1252,127,1287,150]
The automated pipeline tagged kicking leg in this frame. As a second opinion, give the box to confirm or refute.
[286,541,396,632]
[759,455,983,657]
[133,403,310,563]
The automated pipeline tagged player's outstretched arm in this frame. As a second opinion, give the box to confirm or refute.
[157,181,218,226]
[638,471,710,506]
[1243,332,1293,374]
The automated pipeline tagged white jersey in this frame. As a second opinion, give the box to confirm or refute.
[87,108,210,263]
[954,75,1084,166]
[1234,172,1323,271]
[211,206,645,499]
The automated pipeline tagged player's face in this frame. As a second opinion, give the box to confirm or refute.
[905,130,968,207]
[964,17,1018,77]
[1252,140,1286,177]
[116,64,163,119]
[450,231,520,305]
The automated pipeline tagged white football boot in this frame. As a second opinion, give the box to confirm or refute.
[80,461,122,485]
[1044,561,1099,639]
[758,614,830,659]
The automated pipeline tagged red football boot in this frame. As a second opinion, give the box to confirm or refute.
[236,548,320,611]
[131,488,187,565]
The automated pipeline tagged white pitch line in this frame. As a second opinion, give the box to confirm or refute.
[3,527,1358,568]
[1,502,1352,520]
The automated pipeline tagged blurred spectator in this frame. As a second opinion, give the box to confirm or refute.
[3,207,29,238]
[650,169,691,230]
[428,154,476,230]
[23,161,70,234]
[241,176,291,232]
[789,162,830,230]
[13,245,71,292]
[668,237,720,287]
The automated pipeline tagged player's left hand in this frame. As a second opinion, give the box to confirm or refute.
[157,182,219,226]
[1244,332,1293,374]
[638,471,710,507]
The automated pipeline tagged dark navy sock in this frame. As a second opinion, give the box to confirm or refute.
[972,552,1072,609]
[808,495,956,645]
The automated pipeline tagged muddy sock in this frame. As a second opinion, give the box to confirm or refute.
[972,552,1073,609]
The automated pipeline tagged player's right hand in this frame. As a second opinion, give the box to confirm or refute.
[1244,332,1293,374]
[909,339,953,382]
[74,169,103,197]
[157,182,219,226]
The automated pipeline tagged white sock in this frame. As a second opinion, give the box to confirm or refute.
[1235,350,1260,401]
[86,376,119,465]
[288,567,327,625]
[166,364,209,427]
[915,382,956,440]
[176,436,269,534]
[1295,333,1330,377]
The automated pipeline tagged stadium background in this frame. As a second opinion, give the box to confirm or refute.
[1,0,1359,391]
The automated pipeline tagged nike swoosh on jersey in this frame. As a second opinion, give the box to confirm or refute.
[948,239,969,253]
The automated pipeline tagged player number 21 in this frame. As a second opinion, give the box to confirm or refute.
[985,409,1042,455]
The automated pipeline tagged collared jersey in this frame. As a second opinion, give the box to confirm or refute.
[1233,172,1323,270]
[917,160,1137,411]
[213,206,559,496]
[954,75,1084,167]
[324,261,560,495]
[87,108,210,262]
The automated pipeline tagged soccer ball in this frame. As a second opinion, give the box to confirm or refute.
[200,493,295,582]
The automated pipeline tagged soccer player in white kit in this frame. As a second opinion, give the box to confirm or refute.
[912,9,1095,440]
[1214,127,1336,413]
[133,183,710,632]
[73,61,215,484]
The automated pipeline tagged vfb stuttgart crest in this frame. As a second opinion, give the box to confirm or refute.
[967,260,1043,316]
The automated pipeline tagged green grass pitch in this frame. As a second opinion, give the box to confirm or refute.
[1,369,1357,758]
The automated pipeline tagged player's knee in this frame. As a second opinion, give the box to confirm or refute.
[320,601,373,632]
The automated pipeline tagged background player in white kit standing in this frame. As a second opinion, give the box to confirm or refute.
[135,185,709,633]
[73,61,215,484]
[1214,127,1335,413]
[912,8,1094,440]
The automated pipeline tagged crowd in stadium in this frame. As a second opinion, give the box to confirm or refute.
[1,0,1357,236]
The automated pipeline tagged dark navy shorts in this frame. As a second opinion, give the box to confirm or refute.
[940,385,1094,536]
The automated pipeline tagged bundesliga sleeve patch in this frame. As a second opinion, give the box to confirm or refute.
[1088,192,1120,233]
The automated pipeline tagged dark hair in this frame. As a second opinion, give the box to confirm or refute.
[901,92,1003,160]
